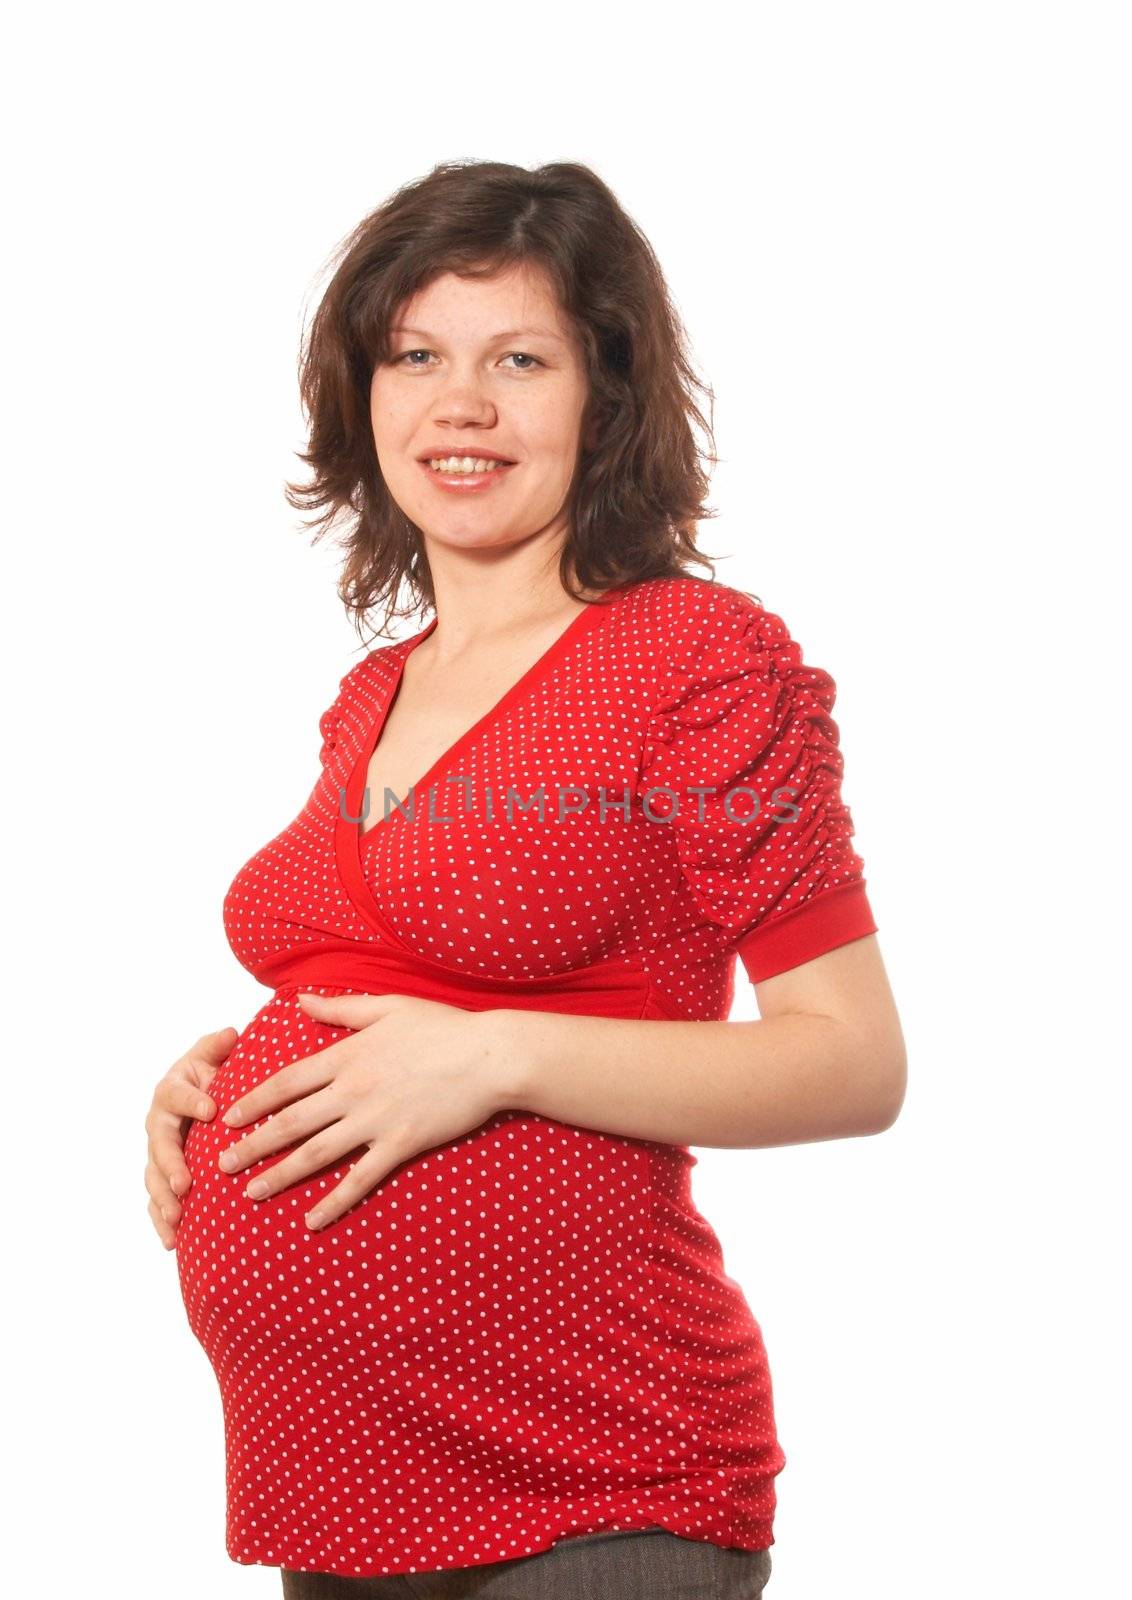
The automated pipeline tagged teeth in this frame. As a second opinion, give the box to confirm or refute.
[426,456,509,474]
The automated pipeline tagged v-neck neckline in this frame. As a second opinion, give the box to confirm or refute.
[334,582,633,946]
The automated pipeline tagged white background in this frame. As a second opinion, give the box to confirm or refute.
[4,4,1128,1596]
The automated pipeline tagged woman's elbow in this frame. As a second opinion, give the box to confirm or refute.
[858,1029,908,1134]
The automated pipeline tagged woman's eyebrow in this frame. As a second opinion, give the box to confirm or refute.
[390,325,566,343]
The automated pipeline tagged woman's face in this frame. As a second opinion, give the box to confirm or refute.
[370,260,594,564]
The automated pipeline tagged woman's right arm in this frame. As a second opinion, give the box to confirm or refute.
[144,1027,239,1249]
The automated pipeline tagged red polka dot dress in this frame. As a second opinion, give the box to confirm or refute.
[175,574,878,1580]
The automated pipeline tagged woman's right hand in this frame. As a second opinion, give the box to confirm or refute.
[145,1027,240,1250]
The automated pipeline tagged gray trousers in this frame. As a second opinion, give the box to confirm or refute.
[280,1528,773,1598]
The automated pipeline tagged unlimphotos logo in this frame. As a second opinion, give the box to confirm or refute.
[338,778,801,830]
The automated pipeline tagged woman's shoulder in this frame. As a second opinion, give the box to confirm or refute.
[623,574,794,673]
[339,622,431,694]
[317,630,413,725]
[625,573,773,631]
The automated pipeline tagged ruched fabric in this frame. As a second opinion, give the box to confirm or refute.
[638,589,876,983]
[317,700,342,769]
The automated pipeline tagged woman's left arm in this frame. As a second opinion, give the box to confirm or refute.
[489,932,906,1150]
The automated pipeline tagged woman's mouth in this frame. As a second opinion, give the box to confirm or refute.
[417,455,518,494]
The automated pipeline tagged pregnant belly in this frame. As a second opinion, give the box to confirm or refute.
[174,991,655,1385]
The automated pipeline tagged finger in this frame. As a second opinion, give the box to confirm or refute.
[148,1195,178,1251]
[235,1118,363,1204]
[217,1085,342,1175]
[178,1028,239,1093]
[305,1143,395,1231]
[145,1158,181,1217]
[150,1128,196,1199]
[296,992,393,1028]
[152,1078,218,1125]
[146,1148,185,1213]
[221,1044,344,1128]
[195,1026,241,1061]
[146,1155,190,1221]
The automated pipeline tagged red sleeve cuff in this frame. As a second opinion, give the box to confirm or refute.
[735,878,878,984]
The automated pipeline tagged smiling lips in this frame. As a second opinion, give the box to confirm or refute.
[418,453,518,493]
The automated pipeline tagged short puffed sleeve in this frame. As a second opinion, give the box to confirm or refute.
[638,590,878,983]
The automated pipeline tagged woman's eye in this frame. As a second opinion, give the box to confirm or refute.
[391,350,543,371]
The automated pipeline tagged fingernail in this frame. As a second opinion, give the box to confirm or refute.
[197,1099,212,1118]
[247,1179,269,1198]
[223,1106,242,1125]
[306,1210,324,1229]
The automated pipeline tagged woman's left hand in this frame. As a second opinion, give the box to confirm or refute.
[216,992,512,1230]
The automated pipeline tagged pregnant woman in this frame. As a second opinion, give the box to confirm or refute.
[144,160,906,1597]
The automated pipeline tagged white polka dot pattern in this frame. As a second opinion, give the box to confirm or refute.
[174,576,876,1579]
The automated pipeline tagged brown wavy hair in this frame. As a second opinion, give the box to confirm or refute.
[285,158,730,644]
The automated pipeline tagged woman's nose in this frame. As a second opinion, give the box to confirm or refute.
[433,401,498,430]
[430,366,499,423]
